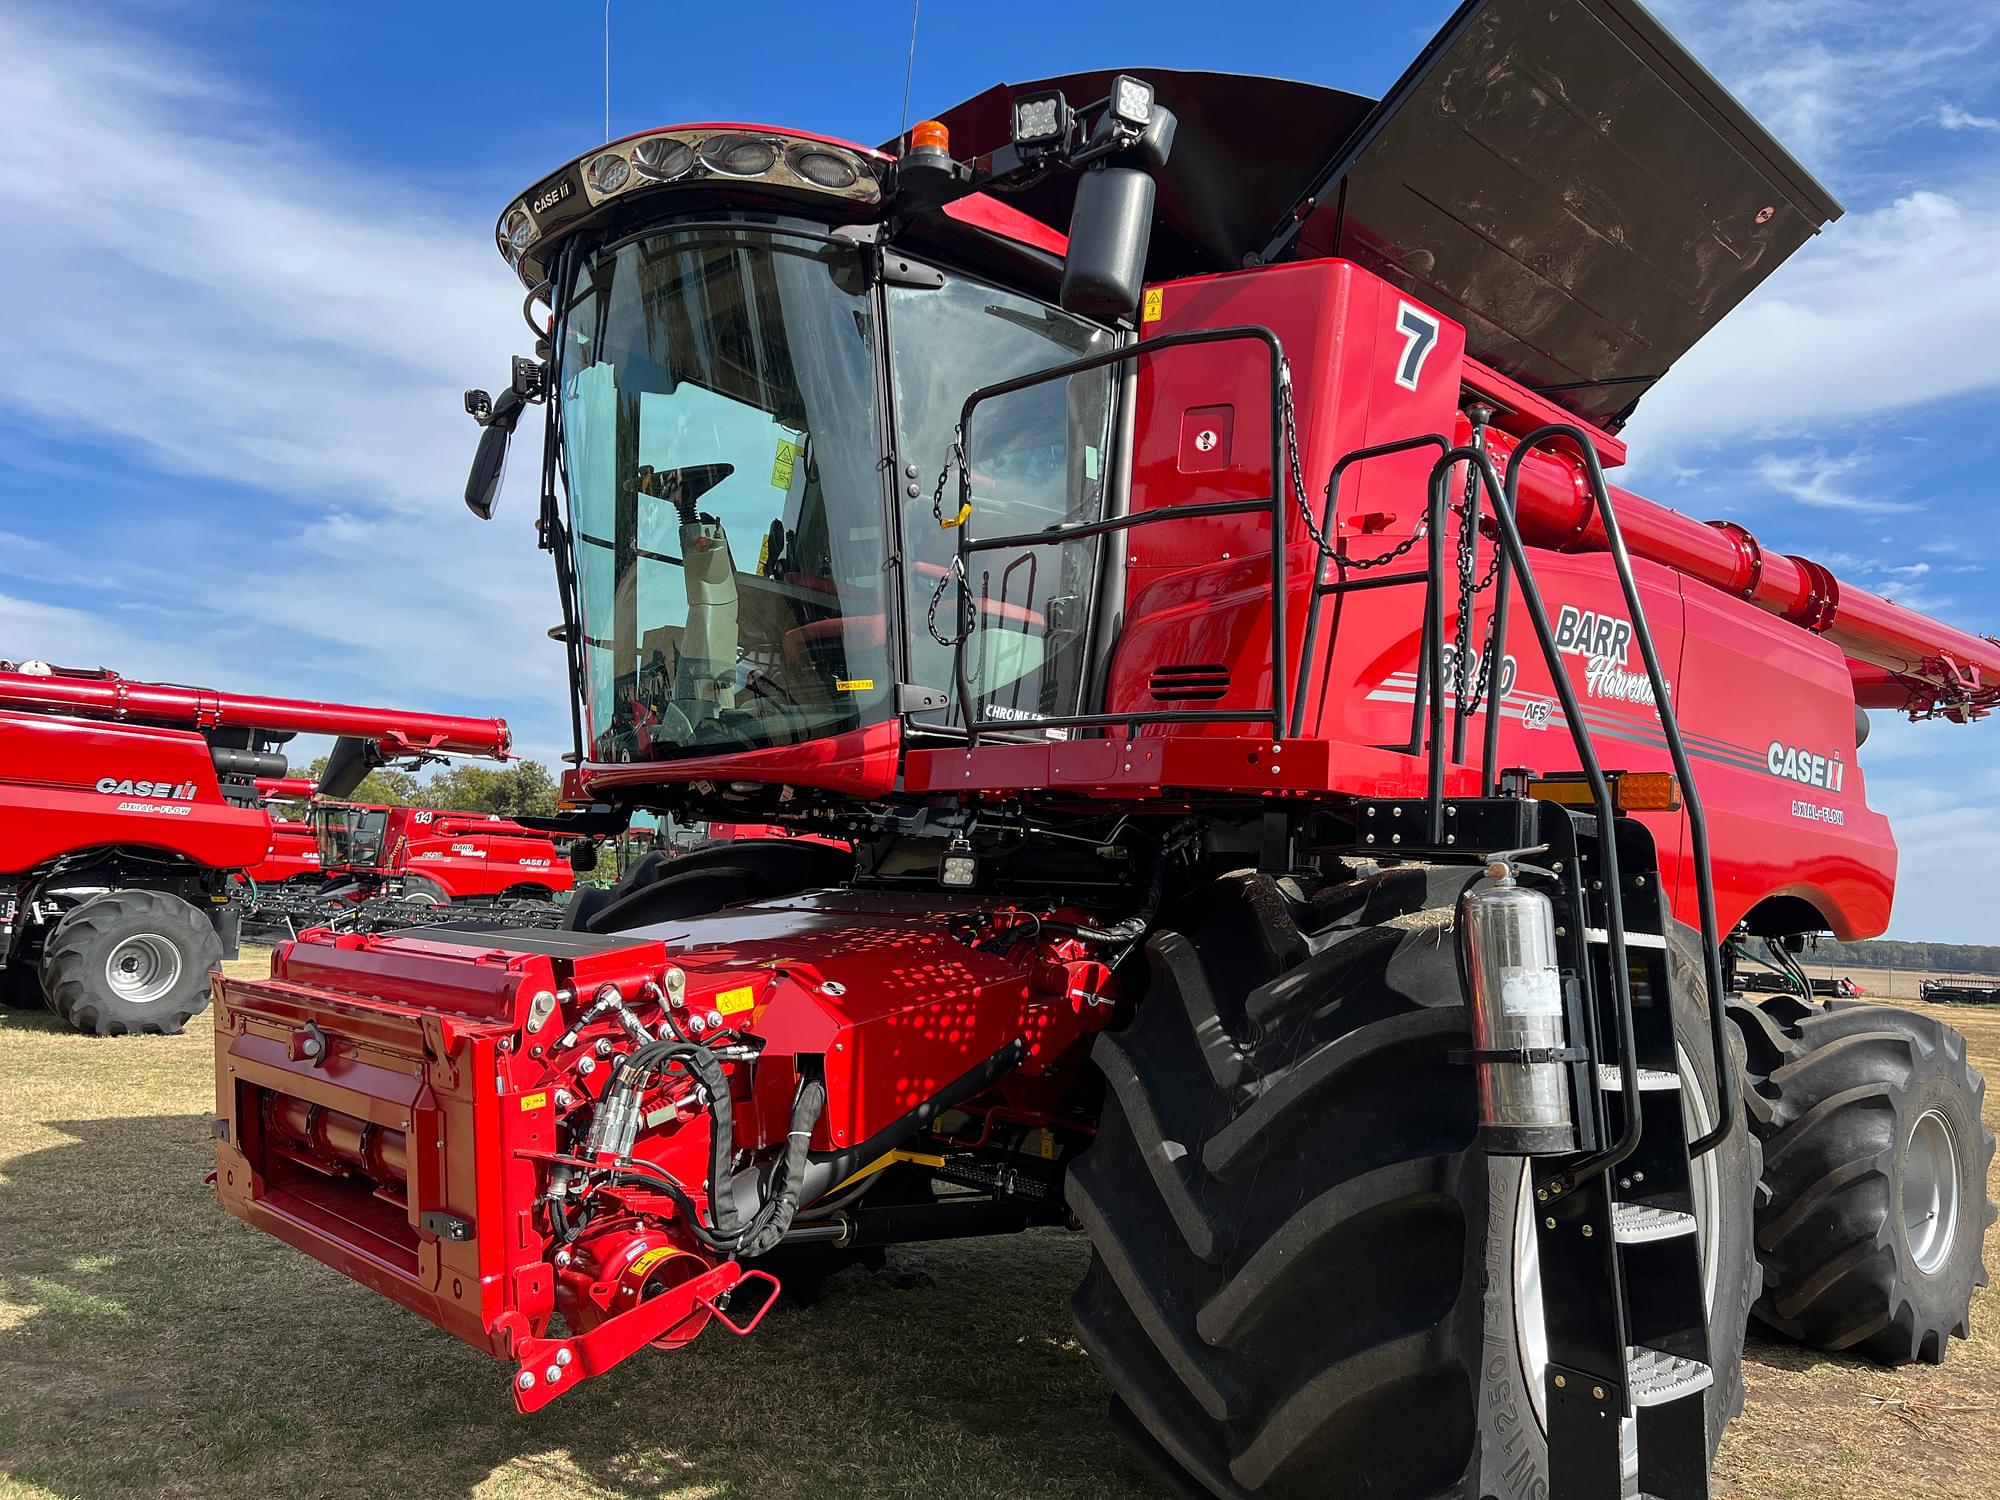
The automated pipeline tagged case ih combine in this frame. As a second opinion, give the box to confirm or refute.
[0,661,512,1034]
[208,1,1996,1494]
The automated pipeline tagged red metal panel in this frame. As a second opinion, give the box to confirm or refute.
[0,711,271,874]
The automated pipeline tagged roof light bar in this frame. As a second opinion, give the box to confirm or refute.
[494,127,884,277]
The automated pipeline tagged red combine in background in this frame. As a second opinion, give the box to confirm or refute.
[208,3,1998,1495]
[311,801,573,906]
[0,661,512,1034]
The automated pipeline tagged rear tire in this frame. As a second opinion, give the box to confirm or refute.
[1068,870,1487,1499]
[1733,998,1996,1363]
[41,890,222,1037]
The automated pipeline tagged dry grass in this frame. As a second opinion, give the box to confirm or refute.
[0,953,1995,1498]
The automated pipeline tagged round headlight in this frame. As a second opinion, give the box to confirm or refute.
[699,134,778,177]
[585,152,632,196]
[502,208,538,252]
[786,145,862,190]
[632,136,693,181]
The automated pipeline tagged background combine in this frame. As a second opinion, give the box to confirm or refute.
[0,661,514,1035]
[206,1,1996,1496]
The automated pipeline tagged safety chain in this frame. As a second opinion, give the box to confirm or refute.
[925,426,975,648]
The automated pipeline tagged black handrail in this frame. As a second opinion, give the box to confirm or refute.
[948,325,1287,745]
[1442,445,1645,1182]
[1500,427,1734,1158]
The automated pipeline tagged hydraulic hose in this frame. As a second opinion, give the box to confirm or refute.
[589,1036,827,1257]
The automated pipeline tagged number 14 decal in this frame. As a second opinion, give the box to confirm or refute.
[1393,302,1440,391]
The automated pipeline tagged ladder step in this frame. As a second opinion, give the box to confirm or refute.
[1583,928,1668,949]
[1625,1346,1713,1407]
[1596,1063,1680,1092]
[1613,1202,1698,1244]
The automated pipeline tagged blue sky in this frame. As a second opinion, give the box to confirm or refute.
[2,0,1997,940]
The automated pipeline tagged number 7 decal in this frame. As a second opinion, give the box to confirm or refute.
[1393,302,1441,391]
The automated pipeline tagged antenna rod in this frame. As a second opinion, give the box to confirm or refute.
[896,0,922,155]
[603,0,612,141]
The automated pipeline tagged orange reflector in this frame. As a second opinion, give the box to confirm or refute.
[1528,772,1681,813]
[909,119,950,154]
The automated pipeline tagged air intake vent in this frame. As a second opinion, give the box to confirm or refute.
[1148,664,1231,702]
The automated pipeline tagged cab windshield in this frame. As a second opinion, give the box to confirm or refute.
[560,227,890,762]
[316,805,386,869]
[556,224,1116,762]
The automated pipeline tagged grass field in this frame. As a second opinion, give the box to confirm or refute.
[2,951,1995,1499]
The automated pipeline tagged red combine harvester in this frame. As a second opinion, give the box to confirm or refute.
[0,662,512,1035]
[310,800,573,906]
[209,2,1996,1494]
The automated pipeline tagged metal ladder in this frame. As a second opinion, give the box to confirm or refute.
[1536,808,1716,1499]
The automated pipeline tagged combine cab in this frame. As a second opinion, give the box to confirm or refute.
[211,2,1996,1494]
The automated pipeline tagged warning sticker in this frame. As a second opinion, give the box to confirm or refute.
[1142,287,1164,323]
[520,1091,549,1111]
[628,1245,680,1279]
[771,439,799,490]
[716,985,758,1016]
[1499,966,1564,1017]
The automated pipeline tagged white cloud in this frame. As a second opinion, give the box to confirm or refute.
[1621,189,2000,467]
[1938,103,2000,132]
[1747,451,1918,514]
[1652,2,2000,168]
[0,3,569,752]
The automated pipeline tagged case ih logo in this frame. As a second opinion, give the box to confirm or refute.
[1768,741,1846,792]
[531,178,573,214]
[96,777,197,799]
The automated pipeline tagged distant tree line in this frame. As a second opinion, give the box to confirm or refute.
[297,756,561,818]
[1810,937,2000,974]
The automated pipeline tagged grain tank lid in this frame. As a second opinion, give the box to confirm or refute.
[913,69,1377,282]
[1262,0,1844,429]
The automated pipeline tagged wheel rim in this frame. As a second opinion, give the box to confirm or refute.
[1513,1038,1721,1441]
[104,933,183,1004]
[1904,1108,1961,1275]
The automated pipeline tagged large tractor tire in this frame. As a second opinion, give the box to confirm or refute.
[1067,870,1488,1499]
[1481,927,1758,1498]
[41,889,223,1037]
[1070,874,1758,1499]
[1731,997,1995,1363]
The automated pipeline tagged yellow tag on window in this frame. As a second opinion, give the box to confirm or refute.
[716,985,757,1016]
[835,678,874,693]
[1142,288,1164,323]
[771,439,799,490]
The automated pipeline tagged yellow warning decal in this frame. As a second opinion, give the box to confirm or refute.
[1142,288,1164,323]
[1037,1129,1057,1160]
[520,1091,549,1111]
[629,1245,681,1279]
[716,985,758,1016]
[771,438,799,490]
[834,678,874,693]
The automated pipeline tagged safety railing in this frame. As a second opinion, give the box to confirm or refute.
[944,326,1288,745]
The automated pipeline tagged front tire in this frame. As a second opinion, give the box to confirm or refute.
[1734,999,1995,1363]
[41,889,222,1037]
[1068,871,1487,1499]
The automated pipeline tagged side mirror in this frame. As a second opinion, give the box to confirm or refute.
[1060,164,1156,320]
[462,358,545,521]
[465,423,511,520]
